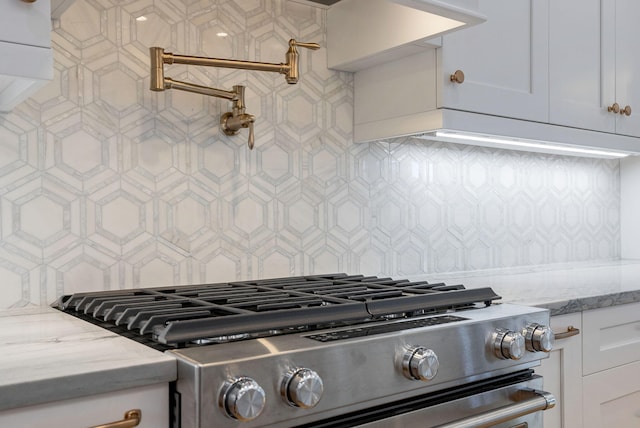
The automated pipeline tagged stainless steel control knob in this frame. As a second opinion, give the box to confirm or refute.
[282,368,324,409]
[220,377,266,421]
[524,323,555,353]
[402,346,439,381]
[493,329,525,360]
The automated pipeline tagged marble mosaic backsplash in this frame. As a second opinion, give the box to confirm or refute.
[0,0,620,307]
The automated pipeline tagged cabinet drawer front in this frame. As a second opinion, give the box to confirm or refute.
[0,383,168,428]
[0,0,51,48]
[582,359,640,428]
[583,301,640,375]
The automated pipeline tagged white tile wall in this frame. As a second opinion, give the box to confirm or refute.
[0,0,621,308]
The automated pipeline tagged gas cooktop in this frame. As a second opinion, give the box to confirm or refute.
[54,273,501,350]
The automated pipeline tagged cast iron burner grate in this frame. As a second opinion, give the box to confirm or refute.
[54,273,500,348]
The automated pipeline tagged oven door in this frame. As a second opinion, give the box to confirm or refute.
[300,371,554,428]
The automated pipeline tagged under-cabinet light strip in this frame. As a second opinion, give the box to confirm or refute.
[435,131,629,159]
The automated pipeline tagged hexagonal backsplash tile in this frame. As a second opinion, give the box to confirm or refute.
[0,0,621,308]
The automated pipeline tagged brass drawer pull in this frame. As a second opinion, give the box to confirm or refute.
[89,409,141,428]
[620,105,632,116]
[554,326,580,340]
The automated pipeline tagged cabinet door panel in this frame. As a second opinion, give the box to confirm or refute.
[536,313,583,428]
[614,0,640,137]
[549,0,615,133]
[439,0,549,122]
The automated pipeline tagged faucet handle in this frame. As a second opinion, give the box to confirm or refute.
[247,120,255,150]
[285,39,321,84]
[290,39,321,51]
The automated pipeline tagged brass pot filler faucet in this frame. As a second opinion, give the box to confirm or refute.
[149,39,320,149]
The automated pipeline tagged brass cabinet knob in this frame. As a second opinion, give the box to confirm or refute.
[450,70,465,84]
[620,105,632,116]
[607,103,620,113]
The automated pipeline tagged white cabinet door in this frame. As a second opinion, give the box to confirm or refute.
[438,0,549,122]
[613,0,640,137]
[550,0,640,138]
[582,360,640,428]
[536,313,583,428]
[549,0,615,133]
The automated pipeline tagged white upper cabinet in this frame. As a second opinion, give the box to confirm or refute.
[0,0,53,112]
[550,0,640,138]
[438,0,549,122]
[612,0,640,137]
[549,0,611,132]
[327,0,486,71]
[351,0,640,154]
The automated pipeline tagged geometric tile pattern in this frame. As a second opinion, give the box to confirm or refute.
[0,0,621,307]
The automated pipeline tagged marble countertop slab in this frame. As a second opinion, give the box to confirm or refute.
[0,306,176,412]
[409,259,640,315]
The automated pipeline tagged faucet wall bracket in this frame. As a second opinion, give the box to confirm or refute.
[149,39,320,149]
[220,85,255,149]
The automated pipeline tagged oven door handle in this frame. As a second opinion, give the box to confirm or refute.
[433,389,556,428]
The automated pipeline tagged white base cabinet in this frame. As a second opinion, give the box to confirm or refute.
[535,313,583,428]
[538,302,640,428]
[0,383,168,428]
[581,301,640,428]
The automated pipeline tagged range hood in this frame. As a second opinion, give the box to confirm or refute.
[326,0,486,71]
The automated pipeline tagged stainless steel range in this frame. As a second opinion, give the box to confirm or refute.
[54,274,556,427]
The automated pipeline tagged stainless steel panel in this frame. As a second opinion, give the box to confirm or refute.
[171,304,551,427]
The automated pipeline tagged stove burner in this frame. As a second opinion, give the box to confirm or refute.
[54,274,500,348]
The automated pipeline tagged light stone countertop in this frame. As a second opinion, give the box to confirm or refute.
[409,259,640,315]
[0,306,176,412]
